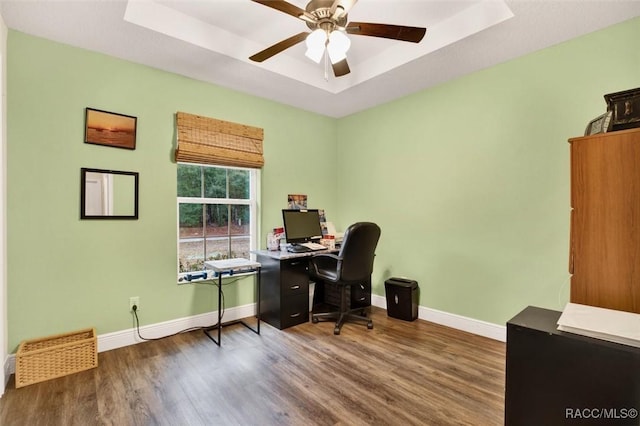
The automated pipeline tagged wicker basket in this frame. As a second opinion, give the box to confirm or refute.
[15,328,98,388]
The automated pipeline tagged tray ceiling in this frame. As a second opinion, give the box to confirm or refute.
[2,0,640,117]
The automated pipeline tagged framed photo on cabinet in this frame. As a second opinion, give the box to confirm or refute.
[604,88,640,131]
[584,111,612,136]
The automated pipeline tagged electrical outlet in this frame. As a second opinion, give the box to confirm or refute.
[129,296,140,312]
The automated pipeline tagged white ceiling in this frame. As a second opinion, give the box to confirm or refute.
[2,0,640,118]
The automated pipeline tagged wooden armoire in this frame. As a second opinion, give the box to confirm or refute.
[569,127,640,314]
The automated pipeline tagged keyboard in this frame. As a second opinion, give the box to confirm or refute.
[287,244,311,253]
[287,242,327,253]
[301,242,327,251]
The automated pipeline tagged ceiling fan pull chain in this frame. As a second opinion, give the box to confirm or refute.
[324,49,329,81]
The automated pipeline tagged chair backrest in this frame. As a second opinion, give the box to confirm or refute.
[338,222,381,283]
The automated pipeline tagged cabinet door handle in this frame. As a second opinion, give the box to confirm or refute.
[290,261,301,266]
[290,285,300,290]
[290,312,301,318]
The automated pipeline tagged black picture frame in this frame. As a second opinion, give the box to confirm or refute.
[84,108,137,150]
[81,168,139,220]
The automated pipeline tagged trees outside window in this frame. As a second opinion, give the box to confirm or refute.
[177,164,257,276]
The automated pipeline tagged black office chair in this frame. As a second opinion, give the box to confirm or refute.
[310,222,381,335]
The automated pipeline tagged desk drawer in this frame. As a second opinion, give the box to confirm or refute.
[281,259,309,296]
[280,294,309,328]
[255,252,312,330]
[281,280,309,296]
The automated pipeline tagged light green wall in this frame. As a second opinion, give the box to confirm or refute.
[6,18,640,351]
[7,31,337,352]
[336,17,640,324]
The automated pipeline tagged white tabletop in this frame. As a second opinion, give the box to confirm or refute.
[204,258,261,273]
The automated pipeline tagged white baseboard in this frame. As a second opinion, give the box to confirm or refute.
[3,354,11,389]
[4,303,255,376]
[371,295,506,342]
[98,303,255,353]
[4,299,505,376]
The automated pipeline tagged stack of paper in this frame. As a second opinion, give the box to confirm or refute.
[557,303,640,348]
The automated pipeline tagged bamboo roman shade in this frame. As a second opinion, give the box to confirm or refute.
[175,112,264,168]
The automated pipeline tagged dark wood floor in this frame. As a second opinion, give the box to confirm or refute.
[0,307,506,426]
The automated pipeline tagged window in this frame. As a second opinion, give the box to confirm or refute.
[177,163,257,278]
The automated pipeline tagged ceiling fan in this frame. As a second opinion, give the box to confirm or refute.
[249,0,427,78]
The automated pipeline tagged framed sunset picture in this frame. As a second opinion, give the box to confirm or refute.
[85,108,137,150]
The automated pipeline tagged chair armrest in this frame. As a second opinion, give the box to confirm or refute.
[313,253,341,261]
[309,253,341,277]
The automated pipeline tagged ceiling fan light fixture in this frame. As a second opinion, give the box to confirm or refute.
[305,28,327,63]
[327,45,346,64]
[305,46,324,63]
[327,30,350,64]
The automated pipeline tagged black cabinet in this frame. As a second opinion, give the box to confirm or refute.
[311,277,371,313]
[255,250,372,330]
[505,306,640,426]
[257,253,310,329]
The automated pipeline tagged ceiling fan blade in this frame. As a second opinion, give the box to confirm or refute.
[249,32,309,62]
[330,0,358,19]
[332,58,351,77]
[251,0,307,20]
[346,22,426,43]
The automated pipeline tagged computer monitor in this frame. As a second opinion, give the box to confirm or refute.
[282,209,323,244]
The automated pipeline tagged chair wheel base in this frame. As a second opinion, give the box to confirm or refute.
[334,327,341,335]
[312,317,319,323]
[367,321,373,329]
